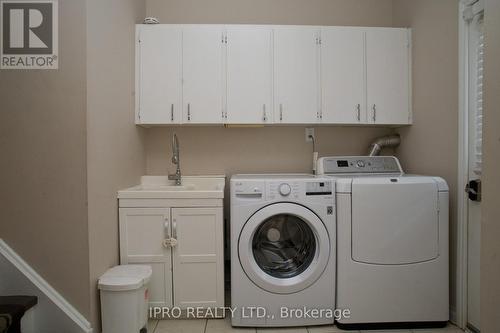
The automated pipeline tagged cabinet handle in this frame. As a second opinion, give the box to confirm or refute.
[171,104,174,122]
[356,104,361,121]
[187,103,191,121]
[279,104,283,121]
[372,104,376,122]
[263,104,267,122]
[164,217,170,239]
[172,219,177,239]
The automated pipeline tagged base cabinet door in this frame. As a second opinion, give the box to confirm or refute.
[366,28,411,125]
[119,208,173,308]
[171,207,224,308]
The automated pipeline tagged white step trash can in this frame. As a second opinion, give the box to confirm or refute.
[98,265,152,333]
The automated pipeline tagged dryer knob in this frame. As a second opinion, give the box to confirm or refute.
[279,183,292,196]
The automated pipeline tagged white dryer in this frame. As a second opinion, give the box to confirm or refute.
[230,174,336,327]
[317,156,449,330]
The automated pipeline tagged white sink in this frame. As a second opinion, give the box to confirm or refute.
[118,175,225,199]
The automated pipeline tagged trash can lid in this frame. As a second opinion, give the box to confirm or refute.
[98,265,152,291]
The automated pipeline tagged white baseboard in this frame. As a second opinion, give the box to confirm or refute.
[0,239,93,333]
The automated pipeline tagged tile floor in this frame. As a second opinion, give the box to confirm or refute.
[147,318,464,333]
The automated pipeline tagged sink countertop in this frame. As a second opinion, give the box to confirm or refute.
[118,175,226,199]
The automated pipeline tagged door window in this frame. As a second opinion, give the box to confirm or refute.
[252,214,316,279]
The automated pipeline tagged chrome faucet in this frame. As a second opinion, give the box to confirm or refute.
[168,133,182,185]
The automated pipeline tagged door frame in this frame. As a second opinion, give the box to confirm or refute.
[457,0,484,330]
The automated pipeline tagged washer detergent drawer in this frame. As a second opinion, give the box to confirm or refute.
[351,177,439,265]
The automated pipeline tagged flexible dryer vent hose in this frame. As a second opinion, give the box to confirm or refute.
[368,134,401,156]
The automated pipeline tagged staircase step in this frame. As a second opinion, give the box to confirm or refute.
[0,296,38,333]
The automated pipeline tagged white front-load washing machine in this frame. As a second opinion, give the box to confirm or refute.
[317,156,449,330]
[230,174,336,327]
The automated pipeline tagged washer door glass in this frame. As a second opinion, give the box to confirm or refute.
[252,214,316,279]
[238,202,331,294]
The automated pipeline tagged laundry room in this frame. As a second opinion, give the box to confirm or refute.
[0,0,499,333]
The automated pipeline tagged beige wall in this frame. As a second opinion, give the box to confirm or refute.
[481,0,500,332]
[147,0,393,26]
[86,0,146,329]
[392,0,459,315]
[0,0,90,317]
[146,126,394,187]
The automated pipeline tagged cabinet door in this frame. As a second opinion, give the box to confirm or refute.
[226,26,273,124]
[274,27,320,123]
[171,207,224,308]
[321,27,365,124]
[366,28,411,125]
[137,25,182,124]
[119,208,173,308]
[183,26,225,124]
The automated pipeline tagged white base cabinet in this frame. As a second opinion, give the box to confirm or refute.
[119,204,224,310]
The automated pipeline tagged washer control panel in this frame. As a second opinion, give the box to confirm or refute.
[232,175,334,205]
[268,180,333,199]
[317,156,403,175]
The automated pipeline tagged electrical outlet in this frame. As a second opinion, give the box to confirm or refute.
[305,128,315,142]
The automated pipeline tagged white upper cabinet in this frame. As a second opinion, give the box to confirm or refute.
[226,26,273,124]
[320,27,365,124]
[274,27,320,124]
[366,28,411,125]
[182,25,225,124]
[137,25,182,124]
[135,25,411,126]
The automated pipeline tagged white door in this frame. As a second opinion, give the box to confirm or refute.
[238,203,330,294]
[226,26,273,124]
[274,27,320,123]
[183,25,225,124]
[171,207,224,308]
[137,26,182,124]
[366,28,411,125]
[119,208,173,308]
[466,11,484,332]
[321,27,365,124]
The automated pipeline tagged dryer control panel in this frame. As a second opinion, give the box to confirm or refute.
[317,156,403,175]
